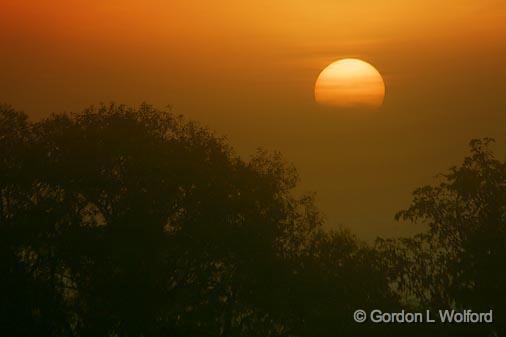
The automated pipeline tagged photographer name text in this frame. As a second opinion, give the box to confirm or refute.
[353,309,493,324]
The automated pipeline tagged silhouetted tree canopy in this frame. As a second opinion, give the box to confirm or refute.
[379,138,506,336]
[1,103,505,336]
[1,103,398,337]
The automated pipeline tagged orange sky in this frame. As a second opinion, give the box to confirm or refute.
[1,0,506,239]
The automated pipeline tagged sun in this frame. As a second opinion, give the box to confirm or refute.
[314,58,385,109]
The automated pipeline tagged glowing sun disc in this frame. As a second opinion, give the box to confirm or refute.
[314,58,385,109]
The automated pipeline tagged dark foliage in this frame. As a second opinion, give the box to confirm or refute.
[379,138,506,336]
[0,103,395,337]
[1,103,504,336]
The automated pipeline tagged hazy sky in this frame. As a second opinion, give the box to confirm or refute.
[2,0,505,239]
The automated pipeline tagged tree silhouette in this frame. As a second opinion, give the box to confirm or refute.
[380,138,506,336]
[1,103,504,337]
[0,103,399,337]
